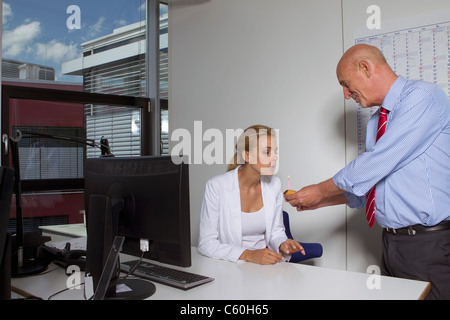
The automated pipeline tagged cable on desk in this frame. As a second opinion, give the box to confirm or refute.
[47,281,86,300]
[36,264,60,275]
[121,251,145,281]
[45,263,88,300]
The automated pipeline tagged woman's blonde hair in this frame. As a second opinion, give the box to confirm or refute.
[227,124,277,172]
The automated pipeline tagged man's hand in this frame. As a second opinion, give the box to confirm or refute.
[284,178,347,211]
[284,184,323,211]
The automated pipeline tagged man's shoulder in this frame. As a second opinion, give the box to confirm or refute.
[402,78,440,96]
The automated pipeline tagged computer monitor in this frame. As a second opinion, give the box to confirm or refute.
[0,167,14,300]
[84,155,190,299]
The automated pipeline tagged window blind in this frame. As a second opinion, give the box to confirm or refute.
[84,50,169,156]
[84,56,145,157]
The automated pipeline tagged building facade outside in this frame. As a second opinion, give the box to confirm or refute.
[62,14,169,157]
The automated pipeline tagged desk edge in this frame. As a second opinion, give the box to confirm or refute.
[417,282,431,300]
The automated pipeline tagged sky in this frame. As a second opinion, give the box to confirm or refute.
[2,0,167,82]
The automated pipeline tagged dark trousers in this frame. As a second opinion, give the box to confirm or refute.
[381,228,450,300]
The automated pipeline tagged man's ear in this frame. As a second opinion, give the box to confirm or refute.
[358,59,371,78]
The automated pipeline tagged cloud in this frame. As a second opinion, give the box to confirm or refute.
[35,40,79,63]
[115,19,127,26]
[3,2,13,24]
[87,16,106,38]
[3,21,41,57]
[2,17,79,64]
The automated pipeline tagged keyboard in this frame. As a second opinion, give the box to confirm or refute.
[120,260,214,290]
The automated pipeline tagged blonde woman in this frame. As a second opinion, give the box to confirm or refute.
[198,125,304,264]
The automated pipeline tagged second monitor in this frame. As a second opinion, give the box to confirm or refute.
[84,155,191,297]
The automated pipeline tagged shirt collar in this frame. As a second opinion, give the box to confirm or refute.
[381,75,407,112]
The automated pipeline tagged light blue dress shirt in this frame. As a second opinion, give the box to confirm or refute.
[333,76,450,229]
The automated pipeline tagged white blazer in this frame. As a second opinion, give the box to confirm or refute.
[198,167,289,263]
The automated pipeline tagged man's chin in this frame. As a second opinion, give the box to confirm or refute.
[356,101,369,108]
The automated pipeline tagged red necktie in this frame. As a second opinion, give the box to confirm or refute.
[365,107,389,228]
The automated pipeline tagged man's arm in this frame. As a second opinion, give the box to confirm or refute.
[284,178,348,211]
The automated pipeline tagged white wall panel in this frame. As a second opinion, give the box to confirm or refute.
[170,0,346,270]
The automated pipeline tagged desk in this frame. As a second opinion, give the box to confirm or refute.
[40,223,86,239]
[11,246,430,300]
[136,248,429,300]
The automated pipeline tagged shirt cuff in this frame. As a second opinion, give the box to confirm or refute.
[343,191,365,209]
[333,170,366,209]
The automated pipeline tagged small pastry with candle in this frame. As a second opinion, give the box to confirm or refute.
[283,176,296,195]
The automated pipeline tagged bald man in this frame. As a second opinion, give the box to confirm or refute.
[285,44,450,299]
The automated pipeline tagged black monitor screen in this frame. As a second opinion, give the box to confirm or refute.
[84,155,191,288]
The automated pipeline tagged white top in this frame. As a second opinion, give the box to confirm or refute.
[241,207,266,250]
[198,167,289,262]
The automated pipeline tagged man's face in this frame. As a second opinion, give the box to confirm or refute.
[337,64,374,108]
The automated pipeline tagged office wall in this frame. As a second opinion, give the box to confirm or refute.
[169,0,450,272]
[169,0,346,270]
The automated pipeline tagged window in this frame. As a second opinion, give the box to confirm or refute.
[1,0,167,229]
[15,126,84,180]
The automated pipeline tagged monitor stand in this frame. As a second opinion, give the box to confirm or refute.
[12,260,48,277]
[11,231,50,277]
[105,279,156,300]
[94,236,156,300]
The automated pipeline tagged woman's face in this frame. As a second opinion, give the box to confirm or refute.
[245,135,278,175]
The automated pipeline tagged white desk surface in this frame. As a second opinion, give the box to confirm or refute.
[11,246,430,300]
[133,248,429,300]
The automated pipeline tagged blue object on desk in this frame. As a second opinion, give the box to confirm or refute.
[282,211,323,263]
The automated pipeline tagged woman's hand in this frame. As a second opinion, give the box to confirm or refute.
[279,239,305,255]
[239,248,283,265]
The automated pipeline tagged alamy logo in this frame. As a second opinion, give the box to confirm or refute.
[66,265,82,290]
[366,5,381,30]
[67,5,81,30]
[170,121,280,175]
[366,265,381,290]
